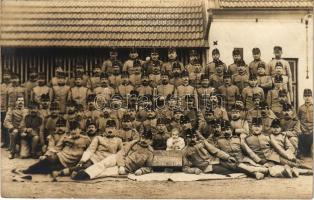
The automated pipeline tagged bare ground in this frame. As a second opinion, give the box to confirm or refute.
[1,149,313,199]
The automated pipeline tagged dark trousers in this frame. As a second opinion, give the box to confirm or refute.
[299,133,313,157]
[24,156,64,174]
[1,112,9,147]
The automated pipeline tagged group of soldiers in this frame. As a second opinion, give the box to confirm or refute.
[1,45,313,181]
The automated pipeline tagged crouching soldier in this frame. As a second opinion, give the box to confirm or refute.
[182,131,237,175]
[20,102,43,158]
[217,120,269,179]
[4,95,29,159]
[242,117,298,178]
[269,119,312,175]
[14,121,90,178]
[71,129,154,180]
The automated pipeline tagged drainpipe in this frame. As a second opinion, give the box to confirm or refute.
[303,14,312,79]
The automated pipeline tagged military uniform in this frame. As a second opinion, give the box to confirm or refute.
[23,68,38,106]
[209,73,224,89]
[218,83,240,110]
[68,84,90,110]
[31,73,52,104]
[205,61,227,77]
[249,60,268,76]
[242,86,264,110]
[232,72,249,93]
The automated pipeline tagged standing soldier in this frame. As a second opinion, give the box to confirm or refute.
[129,59,143,87]
[156,71,175,97]
[218,72,240,111]
[209,61,225,89]
[232,60,249,93]
[31,72,52,104]
[228,49,248,75]
[205,48,227,77]
[249,48,268,76]
[108,61,122,90]
[24,67,38,106]
[7,73,26,109]
[272,62,293,102]
[242,74,264,110]
[52,72,70,114]
[1,68,11,148]
[256,63,273,95]
[162,48,184,76]
[89,61,102,90]
[197,74,215,110]
[189,61,204,89]
[169,62,183,88]
[267,46,292,79]
[136,74,153,96]
[68,74,90,110]
[93,72,115,102]
[149,61,162,88]
[175,70,198,107]
[123,48,144,75]
[146,49,163,75]
[69,63,90,88]
[102,48,122,75]
[4,95,29,159]
[51,66,68,87]
[117,72,134,98]
[298,89,313,157]
[185,50,201,75]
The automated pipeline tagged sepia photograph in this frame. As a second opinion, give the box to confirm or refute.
[0,0,313,198]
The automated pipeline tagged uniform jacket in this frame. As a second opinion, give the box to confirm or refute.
[52,85,70,113]
[205,60,227,77]
[232,72,249,93]
[218,84,240,109]
[257,74,273,93]
[31,86,52,104]
[115,128,140,143]
[298,103,313,133]
[152,131,170,150]
[270,133,295,161]
[109,75,122,89]
[209,73,224,88]
[4,107,29,131]
[242,86,265,110]
[267,58,292,78]
[157,83,175,97]
[0,83,11,111]
[249,60,268,75]
[118,83,134,97]
[228,63,249,76]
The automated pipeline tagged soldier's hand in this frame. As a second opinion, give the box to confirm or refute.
[118,166,127,175]
[134,169,143,176]
[227,157,237,163]
[39,155,47,160]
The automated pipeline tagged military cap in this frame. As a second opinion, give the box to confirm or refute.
[223,72,232,79]
[270,119,281,128]
[253,93,262,100]
[173,107,183,114]
[40,93,50,102]
[69,121,80,130]
[274,46,282,52]
[100,72,109,79]
[142,128,153,139]
[252,117,263,126]
[232,49,241,56]
[212,48,220,55]
[168,47,176,54]
[86,94,96,103]
[133,59,142,67]
[38,72,46,79]
[257,62,266,69]
[274,74,283,83]
[259,101,268,109]
[282,103,293,111]
[180,115,190,124]
[86,118,97,128]
[112,60,122,68]
[249,73,257,80]
[157,117,167,125]
[303,89,312,97]
[189,49,198,56]
[181,70,189,78]
[278,89,288,97]
[57,71,67,78]
[11,73,20,79]
[28,101,39,109]
[106,119,116,128]
[56,117,67,127]
[121,71,129,78]
[275,61,283,68]
[172,62,181,69]
[252,48,261,54]
[129,90,139,97]
[200,74,209,80]
[130,47,137,54]
[151,48,159,55]
[221,120,231,130]
[122,114,132,122]
[50,101,59,111]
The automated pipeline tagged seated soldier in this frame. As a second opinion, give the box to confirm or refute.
[229,105,249,139]
[206,119,223,145]
[152,118,170,150]
[14,121,90,178]
[116,114,140,143]
[269,119,312,175]
[85,118,100,141]
[242,117,298,178]
[242,74,264,110]
[182,131,237,175]
[166,128,185,151]
[72,129,154,180]
[209,92,229,121]
[216,120,268,180]
[280,103,301,156]
[20,102,43,158]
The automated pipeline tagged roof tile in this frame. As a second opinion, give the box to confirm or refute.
[219,0,313,8]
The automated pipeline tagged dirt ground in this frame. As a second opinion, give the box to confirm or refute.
[1,149,313,199]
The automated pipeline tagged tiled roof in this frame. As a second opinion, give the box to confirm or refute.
[219,0,313,8]
[0,0,208,48]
